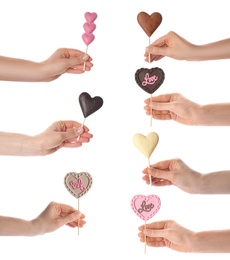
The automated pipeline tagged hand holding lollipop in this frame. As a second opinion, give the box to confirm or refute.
[131,194,161,253]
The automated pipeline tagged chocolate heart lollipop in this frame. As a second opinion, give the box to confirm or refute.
[79,92,103,118]
[133,132,159,159]
[131,194,161,254]
[64,171,93,235]
[131,194,161,221]
[64,172,93,199]
[133,132,159,186]
[137,12,162,37]
[82,12,98,70]
[135,67,165,94]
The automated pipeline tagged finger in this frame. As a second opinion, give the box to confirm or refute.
[149,160,173,171]
[147,240,166,247]
[139,220,168,231]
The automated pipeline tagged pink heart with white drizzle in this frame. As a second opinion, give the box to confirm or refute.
[84,12,97,23]
[131,194,161,221]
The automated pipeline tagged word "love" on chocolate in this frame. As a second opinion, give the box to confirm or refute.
[69,178,86,191]
[138,200,154,213]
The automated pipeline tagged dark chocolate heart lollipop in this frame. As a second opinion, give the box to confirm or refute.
[135,67,165,94]
[79,92,103,118]
[137,12,162,37]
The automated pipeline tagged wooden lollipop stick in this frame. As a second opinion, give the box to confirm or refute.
[77,118,86,141]
[148,37,151,63]
[150,94,152,127]
[148,158,152,187]
[83,45,88,71]
[78,198,80,236]
[144,221,147,254]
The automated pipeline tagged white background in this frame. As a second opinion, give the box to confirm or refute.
[0,0,230,259]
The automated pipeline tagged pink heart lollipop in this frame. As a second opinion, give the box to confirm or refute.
[84,12,97,23]
[83,22,96,34]
[82,33,95,46]
[131,194,161,221]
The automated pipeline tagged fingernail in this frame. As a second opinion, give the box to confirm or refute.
[74,211,82,218]
[77,127,83,134]
[144,229,151,235]
[82,54,89,61]
[149,102,156,108]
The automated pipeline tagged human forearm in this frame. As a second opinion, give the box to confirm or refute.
[192,229,230,253]
[0,216,38,236]
[197,170,230,194]
[0,132,40,156]
[192,38,230,61]
[197,103,230,126]
[0,56,44,82]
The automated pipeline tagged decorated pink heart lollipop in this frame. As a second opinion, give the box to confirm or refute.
[131,194,161,253]
[82,12,98,70]
[131,194,161,221]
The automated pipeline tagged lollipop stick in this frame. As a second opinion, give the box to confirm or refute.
[77,118,86,141]
[144,221,147,254]
[150,94,152,127]
[83,45,88,71]
[148,158,152,187]
[78,198,80,236]
[148,37,151,63]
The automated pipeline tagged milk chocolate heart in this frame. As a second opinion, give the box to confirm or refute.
[131,194,161,221]
[133,132,159,159]
[64,172,93,199]
[137,12,162,37]
[79,92,103,118]
[135,67,165,94]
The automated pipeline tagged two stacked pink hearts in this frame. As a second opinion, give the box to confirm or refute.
[82,12,97,46]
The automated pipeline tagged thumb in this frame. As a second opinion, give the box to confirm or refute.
[61,211,82,225]
[68,54,89,66]
[60,127,83,141]
[149,101,173,111]
[146,45,167,57]
[144,228,166,238]
[149,167,173,182]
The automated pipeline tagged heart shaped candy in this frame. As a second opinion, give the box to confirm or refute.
[79,92,103,118]
[135,67,165,94]
[131,194,161,221]
[133,132,159,159]
[64,172,93,199]
[82,33,95,46]
[83,22,96,34]
[84,12,97,23]
[137,12,162,37]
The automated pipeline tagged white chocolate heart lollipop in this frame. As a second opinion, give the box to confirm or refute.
[133,132,159,186]
[133,132,159,158]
